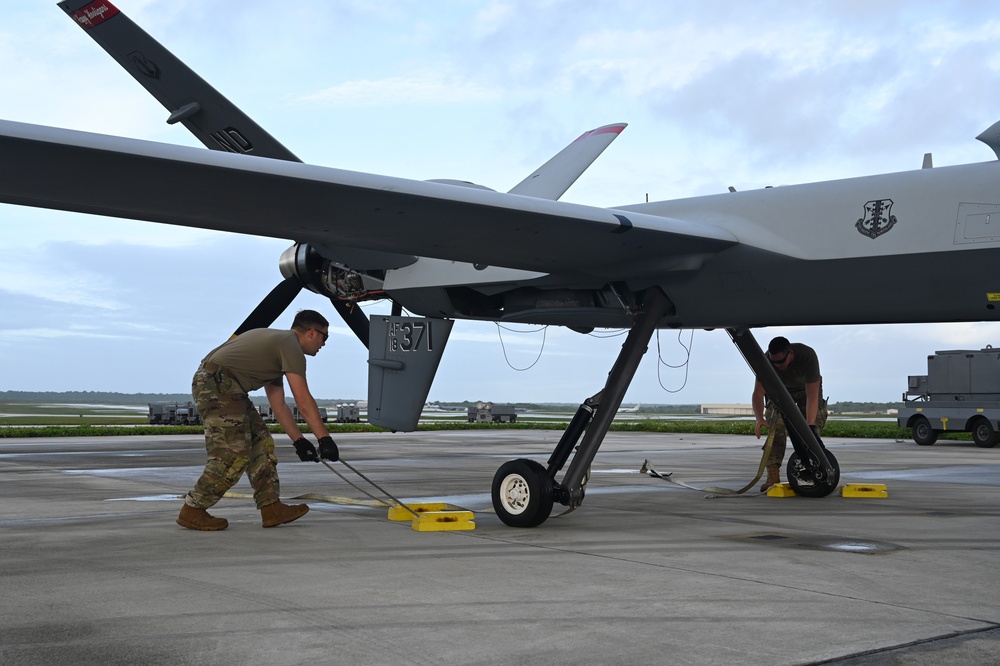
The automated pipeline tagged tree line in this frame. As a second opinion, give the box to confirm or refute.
[1,392,902,413]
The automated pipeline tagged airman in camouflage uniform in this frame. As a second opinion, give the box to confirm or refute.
[176,310,341,531]
[752,337,826,492]
[187,367,281,511]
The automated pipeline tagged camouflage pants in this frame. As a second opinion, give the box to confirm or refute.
[184,366,280,510]
[763,398,828,467]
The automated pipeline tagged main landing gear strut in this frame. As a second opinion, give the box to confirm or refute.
[490,290,840,528]
[726,328,839,498]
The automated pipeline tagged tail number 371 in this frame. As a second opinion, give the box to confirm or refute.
[389,321,433,352]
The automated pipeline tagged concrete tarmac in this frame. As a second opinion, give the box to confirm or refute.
[1,430,998,665]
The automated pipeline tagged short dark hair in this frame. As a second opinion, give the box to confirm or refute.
[767,336,791,356]
[292,309,329,331]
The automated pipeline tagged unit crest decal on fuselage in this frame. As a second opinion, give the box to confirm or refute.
[856,199,897,239]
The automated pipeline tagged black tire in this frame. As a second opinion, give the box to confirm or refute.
[492,459,554,527]
[786,448,840,498]
[971,418,999,448]
[911,416,938,446]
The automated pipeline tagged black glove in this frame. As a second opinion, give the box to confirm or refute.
[318,436,339,462]
[292,437,319,462]
[809,425,823,444]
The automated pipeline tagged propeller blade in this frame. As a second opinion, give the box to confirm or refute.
[232,274,369,350]
[232,276,303,337]
[332,298,370,349]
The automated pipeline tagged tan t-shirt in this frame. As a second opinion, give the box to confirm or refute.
[205,329,306,392]
[774,343,822,403]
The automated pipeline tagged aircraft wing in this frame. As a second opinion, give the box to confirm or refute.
[58,0,299,161]
[0,120,737,279]
[59,0,625,206]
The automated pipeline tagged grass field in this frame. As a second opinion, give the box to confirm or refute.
[0,402,148,426]
[0,401,946,442]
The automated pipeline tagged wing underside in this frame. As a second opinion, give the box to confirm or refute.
[0,120,737,279]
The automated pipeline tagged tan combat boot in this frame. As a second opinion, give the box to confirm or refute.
[760,465,781,493]
[261,501,309,528]
[176,504,228,531]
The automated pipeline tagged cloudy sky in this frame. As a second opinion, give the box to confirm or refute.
[2,0,1000,405]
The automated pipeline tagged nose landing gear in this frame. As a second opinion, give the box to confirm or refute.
[492,459,554,528]
[491,288,674,527]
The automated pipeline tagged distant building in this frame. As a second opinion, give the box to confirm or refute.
[700,403,754,416]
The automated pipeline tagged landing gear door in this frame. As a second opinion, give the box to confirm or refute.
[368,316,453,432]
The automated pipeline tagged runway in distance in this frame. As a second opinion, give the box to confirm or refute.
[2,1,1000,526]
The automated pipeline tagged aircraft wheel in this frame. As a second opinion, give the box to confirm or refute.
[911,416,938,446]
[971,418,999,448]
[786,448,840,498]
[492,459,554,528]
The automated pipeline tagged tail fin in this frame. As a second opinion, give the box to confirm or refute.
[508,123,626,200]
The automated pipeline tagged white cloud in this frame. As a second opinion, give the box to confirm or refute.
[0,327,135,342]
[0,260,125,311]
[297,74,502,108]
